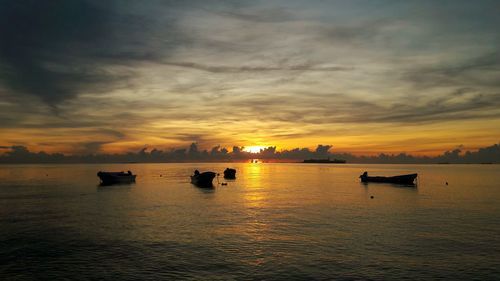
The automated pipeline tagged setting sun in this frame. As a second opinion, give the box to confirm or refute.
[244,146,266,153]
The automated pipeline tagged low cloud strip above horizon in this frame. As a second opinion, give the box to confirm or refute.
[0,0,499,155]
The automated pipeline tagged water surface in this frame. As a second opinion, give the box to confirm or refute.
[1,163,499,280]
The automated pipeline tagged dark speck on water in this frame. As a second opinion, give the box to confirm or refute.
[1,163,499,280]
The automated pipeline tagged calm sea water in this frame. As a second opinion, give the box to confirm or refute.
[1,163,499,280]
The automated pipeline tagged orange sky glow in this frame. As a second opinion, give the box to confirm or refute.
[0,1,499,157]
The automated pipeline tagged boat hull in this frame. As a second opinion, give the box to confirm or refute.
[360,173,417,185]
[191,172,216,187]
[97,172,136,185]
[223,168,236,179]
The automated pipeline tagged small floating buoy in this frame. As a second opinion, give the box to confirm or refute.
[160,174,162,177]
[445,182,448,185]
[370,196,374,199]
[46,174,48,176]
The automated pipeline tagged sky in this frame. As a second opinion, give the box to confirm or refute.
[0,0,499,156]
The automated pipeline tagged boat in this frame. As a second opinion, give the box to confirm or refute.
[97,171,136,185]
[303,158,346,164]
[359,171,417,185]
[223,168,236,179]
[190,170,216,187]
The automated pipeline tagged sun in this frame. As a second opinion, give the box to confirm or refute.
[244,146,266,153]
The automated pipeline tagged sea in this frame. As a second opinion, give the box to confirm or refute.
[1,163,499,280]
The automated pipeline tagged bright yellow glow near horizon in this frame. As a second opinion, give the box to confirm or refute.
[244,146,267,153]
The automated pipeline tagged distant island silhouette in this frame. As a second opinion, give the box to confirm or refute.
[303,158,346,164]
[0,143,499,164]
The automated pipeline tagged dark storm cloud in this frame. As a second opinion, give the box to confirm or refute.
[0,0,182,105]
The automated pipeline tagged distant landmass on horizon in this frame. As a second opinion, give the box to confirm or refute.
[1,143,498,164]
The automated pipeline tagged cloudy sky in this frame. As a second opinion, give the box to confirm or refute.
[0,0,499,155]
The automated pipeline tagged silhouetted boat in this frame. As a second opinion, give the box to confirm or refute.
[223,168,236,179]
[97,171,136,185]
[191,170,216,187]
[359,171,417,185]
[303,158,346,164]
